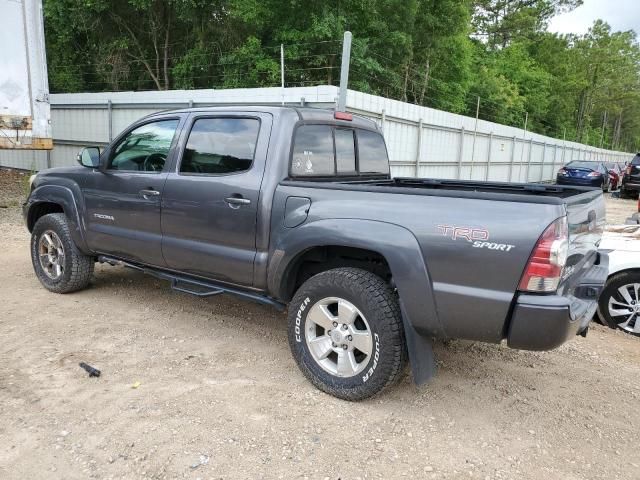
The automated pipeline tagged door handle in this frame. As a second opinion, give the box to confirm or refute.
[224,196,251,208]
[139,189,160,199]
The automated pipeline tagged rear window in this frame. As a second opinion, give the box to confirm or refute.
[357,130,390,174]
[567,161,599,169]
[291,125,389,177]
[291,125,335,176]
[335,129,356,173]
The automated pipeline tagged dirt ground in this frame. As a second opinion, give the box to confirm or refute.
[1,169,639,480]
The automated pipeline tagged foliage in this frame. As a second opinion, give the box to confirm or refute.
[43,0,640,151]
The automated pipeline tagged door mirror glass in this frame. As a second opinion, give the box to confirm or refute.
[77,147,100,168]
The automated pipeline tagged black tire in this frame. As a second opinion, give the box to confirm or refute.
[597,270,640,336]
[288,267,407,401]
[31,213,94,293]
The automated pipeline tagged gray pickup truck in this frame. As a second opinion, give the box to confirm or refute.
[24,106,608,400]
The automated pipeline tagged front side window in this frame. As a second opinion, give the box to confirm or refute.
[109,119,179,172]
[180,118,260,174]
[291,125,335,176]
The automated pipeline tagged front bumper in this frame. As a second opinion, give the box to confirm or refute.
[507,253,609,351]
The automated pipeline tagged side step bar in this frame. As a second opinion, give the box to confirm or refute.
[97,255,287,311]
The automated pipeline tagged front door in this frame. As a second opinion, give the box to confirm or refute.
[83,117,182,266]
[161,113,272,286]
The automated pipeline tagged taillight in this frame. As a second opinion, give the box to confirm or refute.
[334,111,353,121]
[587,171,601,177]
[518,217,569,293]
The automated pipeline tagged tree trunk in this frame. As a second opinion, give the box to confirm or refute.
[419,59,430,105]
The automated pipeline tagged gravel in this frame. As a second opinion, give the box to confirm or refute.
[0,169,639,479]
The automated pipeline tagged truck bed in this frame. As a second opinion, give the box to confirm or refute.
[282,177,601,204]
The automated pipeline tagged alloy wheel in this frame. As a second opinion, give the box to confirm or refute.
[608,282,640,335]
[304,297,374,377]
[38,230,65,280]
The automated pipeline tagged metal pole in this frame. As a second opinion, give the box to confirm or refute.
[337,31,352,112]
[508,136,516,182]
[457,127,465,179]
[525,138,533,182]
[281,44,285,106]
[485,132,493,181]
[469,96,480,179]
[415,119,423,177]
[541,142,546,182]
[518,112,528,181]
[107,100,113,141]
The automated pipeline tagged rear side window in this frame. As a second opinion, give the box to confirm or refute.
[291,125,388,177]
[291,125,335,176]
[357,130,390,174]
[180,118,260,174]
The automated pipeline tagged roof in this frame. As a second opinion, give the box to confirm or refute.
[145,105,378,130]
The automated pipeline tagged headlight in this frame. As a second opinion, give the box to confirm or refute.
[29,174,37,187]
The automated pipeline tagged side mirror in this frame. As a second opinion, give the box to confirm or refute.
[77,147,100,168]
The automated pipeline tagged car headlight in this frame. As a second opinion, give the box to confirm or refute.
[29,174,37,187]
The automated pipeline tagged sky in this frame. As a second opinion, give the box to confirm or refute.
[548,0,640,35]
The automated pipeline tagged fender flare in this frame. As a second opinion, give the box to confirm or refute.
[25,184,92,254]
[268,218,442,384]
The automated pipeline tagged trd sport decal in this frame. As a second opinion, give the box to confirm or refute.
[436,224,515,252]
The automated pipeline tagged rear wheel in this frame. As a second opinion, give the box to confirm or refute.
[31,213,94,293]
[597,271,640,336]
[288,267,407,401]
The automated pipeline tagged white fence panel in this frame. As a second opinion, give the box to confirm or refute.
[1,86,634,179]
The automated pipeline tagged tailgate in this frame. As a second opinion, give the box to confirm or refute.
[559,190,606,292]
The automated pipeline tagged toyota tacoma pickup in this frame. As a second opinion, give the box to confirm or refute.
[24,106,608,400]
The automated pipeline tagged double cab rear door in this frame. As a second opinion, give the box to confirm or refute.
[84,111,273,287]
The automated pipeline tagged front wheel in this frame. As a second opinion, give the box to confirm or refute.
[288,267,407,401]
[597,271,640,336]
[31,213,95,293]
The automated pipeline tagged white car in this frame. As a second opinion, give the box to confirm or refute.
[597,225,640,336]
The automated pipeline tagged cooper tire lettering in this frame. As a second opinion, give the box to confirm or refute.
[295,297,311,342]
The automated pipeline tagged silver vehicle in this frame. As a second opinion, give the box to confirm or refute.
[598,225,640,336]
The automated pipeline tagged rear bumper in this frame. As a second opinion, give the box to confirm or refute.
[556,177,602,187]
[506,252,609,351]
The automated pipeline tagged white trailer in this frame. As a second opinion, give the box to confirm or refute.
[0,0,51,149]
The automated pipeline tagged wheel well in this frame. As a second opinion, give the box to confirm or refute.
[283,246,392,301]
[27,202,64,231]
